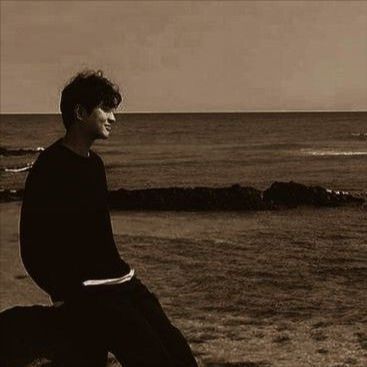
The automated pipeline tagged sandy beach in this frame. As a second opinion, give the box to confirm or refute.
[1,201,366,366]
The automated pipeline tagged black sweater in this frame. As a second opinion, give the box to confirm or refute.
[20,139,130,301]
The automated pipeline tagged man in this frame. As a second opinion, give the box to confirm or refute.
[19,70,198,366]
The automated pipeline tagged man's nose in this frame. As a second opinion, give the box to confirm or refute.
[108,112,116,124]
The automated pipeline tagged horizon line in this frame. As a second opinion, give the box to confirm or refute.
[1,109,366,115]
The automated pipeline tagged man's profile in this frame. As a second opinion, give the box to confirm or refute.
[19,70,198,366]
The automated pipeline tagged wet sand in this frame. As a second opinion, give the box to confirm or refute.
[1,202,366,366]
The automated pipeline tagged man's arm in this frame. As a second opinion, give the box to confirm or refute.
[20,154,83,300]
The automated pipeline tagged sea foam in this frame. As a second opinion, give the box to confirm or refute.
[301,149,367,156]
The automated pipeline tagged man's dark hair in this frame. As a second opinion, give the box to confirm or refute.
[60,70,122,129]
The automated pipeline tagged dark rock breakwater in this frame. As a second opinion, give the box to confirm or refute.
[263,182,365,209]
[109,182,364,210]
[109,184,266,211]
[1,182,364,209]
[0,189,24,202]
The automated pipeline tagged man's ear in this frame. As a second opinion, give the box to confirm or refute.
[75,104,87,121]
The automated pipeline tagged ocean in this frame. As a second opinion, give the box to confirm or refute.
[1,112,366,365]
[1,112,366,192]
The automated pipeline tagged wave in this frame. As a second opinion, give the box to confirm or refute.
[0,146,44,157]
[1,163,33,173]
[350,132,367,140]
[301,149,367,157]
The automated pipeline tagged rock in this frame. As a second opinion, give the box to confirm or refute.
[1,182,364,209]
[108,184,267,211]
[0,305,106,367]
[0,189,24,202]
[0,305,60,366]
[263,181,364,208]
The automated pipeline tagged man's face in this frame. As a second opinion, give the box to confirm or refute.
[82,106,116,140]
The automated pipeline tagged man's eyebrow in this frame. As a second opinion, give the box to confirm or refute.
[101,105,114,112]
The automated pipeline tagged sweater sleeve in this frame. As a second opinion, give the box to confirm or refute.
[19,154,83,300]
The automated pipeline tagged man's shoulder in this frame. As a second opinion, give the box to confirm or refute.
[33,139,105,170]
[24,140,64,190]
[33,139,64,166]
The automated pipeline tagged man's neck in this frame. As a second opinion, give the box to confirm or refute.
[61,130,94,158]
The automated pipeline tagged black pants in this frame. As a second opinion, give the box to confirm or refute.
[53,278,198,367]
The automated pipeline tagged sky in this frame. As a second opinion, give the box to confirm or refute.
[1,1,366,113]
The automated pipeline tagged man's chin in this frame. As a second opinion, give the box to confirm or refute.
[95,133,110,140]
